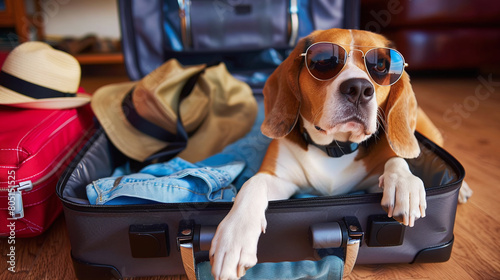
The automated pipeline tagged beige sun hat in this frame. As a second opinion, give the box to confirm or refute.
[91,59,257,163]
[0,41,90,109]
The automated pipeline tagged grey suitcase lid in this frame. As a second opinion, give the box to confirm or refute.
[117,0,361,92]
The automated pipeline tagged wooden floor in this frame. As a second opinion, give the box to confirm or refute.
[1,66,499,280]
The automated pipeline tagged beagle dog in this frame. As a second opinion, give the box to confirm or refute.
[209,29,471,280]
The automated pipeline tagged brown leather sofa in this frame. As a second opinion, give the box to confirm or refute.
[360,0,500,72]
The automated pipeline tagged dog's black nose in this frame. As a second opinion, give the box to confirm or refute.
[339,78,374,105]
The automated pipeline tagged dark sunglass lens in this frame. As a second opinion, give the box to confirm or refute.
[307,43,345,80]
[365,49,404,85]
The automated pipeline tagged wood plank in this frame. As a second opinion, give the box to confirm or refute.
[451,204,500,279]
[413,77,500,224]
[24,216,76,279]
[0,228,46,280]
[346,262,474,280]
[76,53,124,65]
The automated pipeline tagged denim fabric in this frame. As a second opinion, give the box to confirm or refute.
[86,154,243,205]
[196,254,344,280]
[218,97,271,190]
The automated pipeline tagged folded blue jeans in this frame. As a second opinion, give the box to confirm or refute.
[196,254,344,280]
[86,154,243,205]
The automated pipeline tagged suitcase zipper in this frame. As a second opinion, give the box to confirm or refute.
[268,182,462,209]
[5,181,33,220]
[60,180,461,213]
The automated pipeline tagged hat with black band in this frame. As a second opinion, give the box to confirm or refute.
[91,59,258,163]
[0,41,90,109]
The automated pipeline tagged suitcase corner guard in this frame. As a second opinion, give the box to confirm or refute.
[176,217,363,280]
[71,252,122,280]
[412,236,454,263]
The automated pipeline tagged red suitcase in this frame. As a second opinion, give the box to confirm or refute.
[0,104,94,237]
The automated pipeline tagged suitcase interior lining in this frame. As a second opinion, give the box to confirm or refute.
[60,127,460,206]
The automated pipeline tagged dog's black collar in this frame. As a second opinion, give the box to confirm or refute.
[302,131,359,158]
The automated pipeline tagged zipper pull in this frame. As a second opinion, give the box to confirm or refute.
[8,181,33,220]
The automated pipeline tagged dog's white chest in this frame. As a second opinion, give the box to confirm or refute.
[275,139,370,196]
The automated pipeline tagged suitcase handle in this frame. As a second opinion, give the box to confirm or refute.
[177,217,363,279]
[177,0,301,50]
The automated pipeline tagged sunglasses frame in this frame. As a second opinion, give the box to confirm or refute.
[300,42,408,86]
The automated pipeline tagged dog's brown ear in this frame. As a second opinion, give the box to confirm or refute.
[261,38,308,139]
[384,71,420,158]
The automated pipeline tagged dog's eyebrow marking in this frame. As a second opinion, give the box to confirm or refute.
[347,29,356,64]
[304,38,312,52]
[349,29,355,49]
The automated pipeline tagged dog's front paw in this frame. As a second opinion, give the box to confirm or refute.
[209,210,266,280]
[379,157,426,227]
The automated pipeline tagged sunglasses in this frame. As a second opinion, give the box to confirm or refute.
[300,42,408,86]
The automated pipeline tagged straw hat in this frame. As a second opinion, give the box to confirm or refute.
[91,59,257,163]
[0,41,90,109]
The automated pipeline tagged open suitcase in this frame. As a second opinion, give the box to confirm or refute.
[57,99,463,279]
[56,1,464,279]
